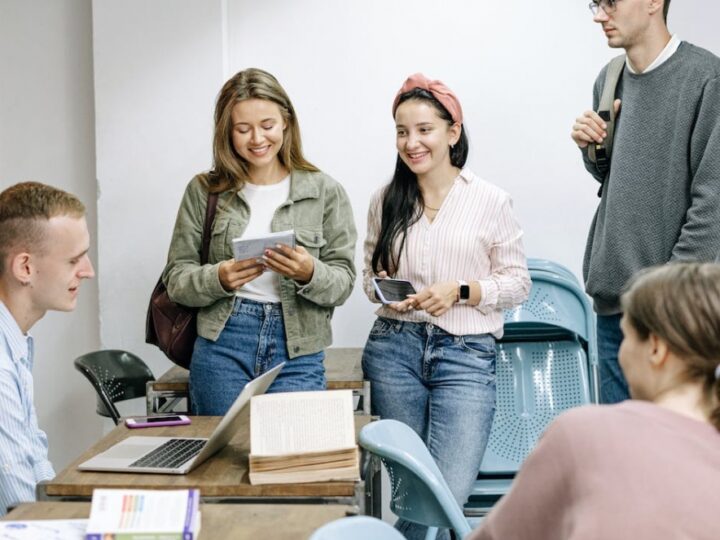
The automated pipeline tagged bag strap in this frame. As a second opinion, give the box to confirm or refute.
[200,192,219,264]
[588,54,625,195]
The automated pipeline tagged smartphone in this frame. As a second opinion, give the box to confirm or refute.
[125,415,191,428]
[372,277,417,304]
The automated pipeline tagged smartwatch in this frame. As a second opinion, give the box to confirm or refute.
[457,280,470,305]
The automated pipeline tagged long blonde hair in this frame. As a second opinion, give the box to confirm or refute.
[204,68,318,193]
[621,262,720,430]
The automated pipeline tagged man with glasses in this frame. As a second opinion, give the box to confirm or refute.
[571,0,720,404]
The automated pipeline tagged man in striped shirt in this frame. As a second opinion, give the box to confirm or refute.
[0,182,95,515]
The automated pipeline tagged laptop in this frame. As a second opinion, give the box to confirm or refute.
[78,363,284,475]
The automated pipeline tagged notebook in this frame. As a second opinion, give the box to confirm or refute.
[78,363,283,475]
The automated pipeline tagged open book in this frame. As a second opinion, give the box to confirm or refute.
[249,389,360,485]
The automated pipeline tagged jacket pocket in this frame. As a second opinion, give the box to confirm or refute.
[210,216,235,263]
[295,228,327,257]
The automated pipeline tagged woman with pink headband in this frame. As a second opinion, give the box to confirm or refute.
[362,73,530,539]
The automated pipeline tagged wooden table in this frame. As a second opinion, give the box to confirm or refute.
[3,502,356,539]
[37,415,381,517]
[146,347,371,415]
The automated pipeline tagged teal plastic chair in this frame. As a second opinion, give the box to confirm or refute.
[359,419,472,540]
[309,516,405,540]
[467,259,598,514]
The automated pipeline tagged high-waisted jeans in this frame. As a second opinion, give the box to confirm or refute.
[362,317,496,540]
[190,297,326,415]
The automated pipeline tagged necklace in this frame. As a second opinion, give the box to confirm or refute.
[424,204,440,212]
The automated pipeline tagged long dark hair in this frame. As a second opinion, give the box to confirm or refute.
[371,88,469,275]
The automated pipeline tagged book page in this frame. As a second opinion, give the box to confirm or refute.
[251,390,355,456]
[232,230,295,261]
[0,520,86,540]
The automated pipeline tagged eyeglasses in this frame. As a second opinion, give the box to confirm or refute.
[588,0,618,16]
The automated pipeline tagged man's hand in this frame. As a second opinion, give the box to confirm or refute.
[218,258,264,291]
[571,99,621,148]
[263,244,315,284]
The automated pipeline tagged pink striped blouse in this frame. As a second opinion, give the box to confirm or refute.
[363,168,530,338]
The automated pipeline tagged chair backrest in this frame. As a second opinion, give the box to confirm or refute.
[480,339,592,474]
[309,516,405,540]
[359,420,472,539]
[503,269,595,350]
[73,349,154,424]
[469,259,599,510]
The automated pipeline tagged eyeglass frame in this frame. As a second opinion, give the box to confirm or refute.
[588,0,619,16]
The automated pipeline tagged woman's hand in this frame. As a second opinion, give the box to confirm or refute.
[408,281,458,317]
[218,258,265,291]
[263,244,315,284]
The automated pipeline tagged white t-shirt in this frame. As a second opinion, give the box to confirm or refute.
[235,176,290,303]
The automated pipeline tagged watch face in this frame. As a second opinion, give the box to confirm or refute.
[460,284,470,300]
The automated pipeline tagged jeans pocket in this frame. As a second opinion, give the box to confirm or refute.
[368,317,397,337]
[460,334,496,357]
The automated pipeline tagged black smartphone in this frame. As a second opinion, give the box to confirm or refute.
[372,277,417,304]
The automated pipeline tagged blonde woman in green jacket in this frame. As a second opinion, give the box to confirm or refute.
[163,68,357,415]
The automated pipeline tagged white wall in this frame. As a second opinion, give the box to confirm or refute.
[92,0,720,376]
[2,0,719,472]
[0,0,102,469]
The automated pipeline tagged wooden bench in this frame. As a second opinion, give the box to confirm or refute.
[146,347,370,415]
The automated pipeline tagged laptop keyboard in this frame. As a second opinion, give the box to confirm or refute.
[130,438,207,469]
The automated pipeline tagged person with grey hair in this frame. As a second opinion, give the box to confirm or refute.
[571,0,720,404]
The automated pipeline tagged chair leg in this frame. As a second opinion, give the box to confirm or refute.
[424,526,439,540]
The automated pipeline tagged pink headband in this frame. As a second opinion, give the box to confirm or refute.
[392,73,463,124]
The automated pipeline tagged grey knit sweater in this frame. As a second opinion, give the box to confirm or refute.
[582,42,720,314]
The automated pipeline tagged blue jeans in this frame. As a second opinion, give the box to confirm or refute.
[362,317,496,540]
[189,298,326,415]
[597,313,629,404]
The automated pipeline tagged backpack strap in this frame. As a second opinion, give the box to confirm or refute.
[200,192,219,264]
[588,54,626,194]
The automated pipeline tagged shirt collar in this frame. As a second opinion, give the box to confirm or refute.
[457,167,476,184]
[626,34,681,74]
[0,300,32,367]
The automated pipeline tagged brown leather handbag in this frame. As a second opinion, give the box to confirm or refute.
[145,193,219,368]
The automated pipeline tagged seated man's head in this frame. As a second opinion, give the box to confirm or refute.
[0,182,94,326]
[620,262,720,424]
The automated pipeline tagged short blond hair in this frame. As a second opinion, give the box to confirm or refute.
[0,182,86,275]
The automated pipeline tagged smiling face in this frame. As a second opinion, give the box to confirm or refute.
[28,215,94,313]
[394,99,460,179]
[230,98,287,180]
[593,0,655,50]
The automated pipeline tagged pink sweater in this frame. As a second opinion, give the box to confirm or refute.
[471,401,720,540]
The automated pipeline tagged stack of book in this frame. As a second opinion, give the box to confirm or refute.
[85,488,201,540]
[249,389,360,485]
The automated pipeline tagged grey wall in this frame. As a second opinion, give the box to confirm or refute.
[0,0,102,469]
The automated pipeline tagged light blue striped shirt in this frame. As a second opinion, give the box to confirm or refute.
[0,301,55,516]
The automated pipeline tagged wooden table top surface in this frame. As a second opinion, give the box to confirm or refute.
[3,501,356,539]
[40,414,372,499]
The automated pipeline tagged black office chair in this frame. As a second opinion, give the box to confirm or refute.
[74,349,155,425]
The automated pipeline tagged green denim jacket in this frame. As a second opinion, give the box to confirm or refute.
[162,170,357,358]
